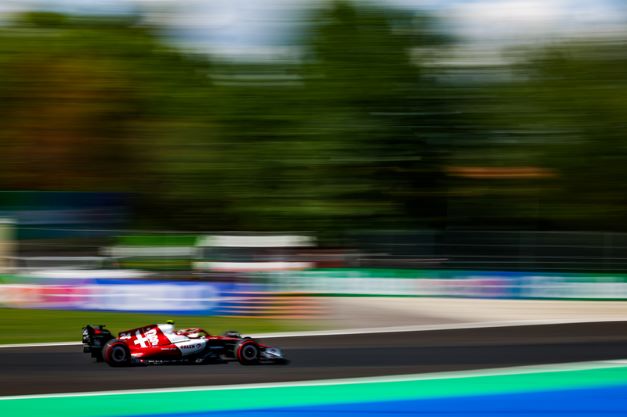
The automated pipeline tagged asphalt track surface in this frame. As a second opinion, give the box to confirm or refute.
[1,321,627,396]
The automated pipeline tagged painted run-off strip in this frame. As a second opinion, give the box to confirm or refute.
[3,318,627,349]
[3,361,627,417]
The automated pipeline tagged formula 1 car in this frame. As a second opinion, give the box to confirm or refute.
[82,322,287,367]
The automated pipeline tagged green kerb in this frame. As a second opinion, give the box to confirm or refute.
[4,364,627,417]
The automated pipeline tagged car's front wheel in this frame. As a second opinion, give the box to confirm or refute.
[235,340,259,365]
[103,340,131,367]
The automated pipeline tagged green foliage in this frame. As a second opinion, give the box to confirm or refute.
[521,44,627,229]
[466,42,627,230]
[1,3,626,233]
[0,308,308,343]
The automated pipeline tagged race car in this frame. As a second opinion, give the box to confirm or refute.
[82,322,287,367]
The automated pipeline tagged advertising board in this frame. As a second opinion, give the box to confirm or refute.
[0,280,263,314]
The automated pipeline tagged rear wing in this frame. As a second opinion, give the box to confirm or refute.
[82,324,113,361]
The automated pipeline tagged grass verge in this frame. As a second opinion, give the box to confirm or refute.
[0,308,315,344]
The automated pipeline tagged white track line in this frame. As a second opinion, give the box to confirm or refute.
[2,317,626,349]
[2,360,626,400]
[0,341,81,349]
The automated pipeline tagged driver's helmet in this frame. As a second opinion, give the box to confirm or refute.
[160,320,176,334]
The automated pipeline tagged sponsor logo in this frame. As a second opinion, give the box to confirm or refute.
[134,328,160,348]
[180,344,202,349]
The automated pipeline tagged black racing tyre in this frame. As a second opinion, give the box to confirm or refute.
[235,340,260,365]
[103,339,131,367]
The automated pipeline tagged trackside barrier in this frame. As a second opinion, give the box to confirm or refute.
[263,268,627,299]
[0,280,324,317]
[2,268,627,317]
[219,292,326,319]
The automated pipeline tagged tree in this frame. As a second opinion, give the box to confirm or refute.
[281,0,452,231]
[469,40,627,230]
[0,12,221,227]
[0,5,457,234]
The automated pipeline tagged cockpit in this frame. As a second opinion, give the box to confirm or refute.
[176,328,210,339]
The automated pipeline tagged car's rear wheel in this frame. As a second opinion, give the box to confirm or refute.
[103,340,131,367]
[235,340,259,365]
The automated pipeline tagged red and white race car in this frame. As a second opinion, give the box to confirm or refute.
[82,322,287,367]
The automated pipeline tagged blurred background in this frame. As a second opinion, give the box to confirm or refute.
[2,0,627,326]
